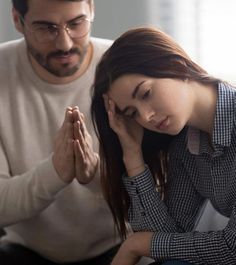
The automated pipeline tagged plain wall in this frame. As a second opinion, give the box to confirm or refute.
[0,0,166,42]
[0,1,21,42]
[92,0,165,40]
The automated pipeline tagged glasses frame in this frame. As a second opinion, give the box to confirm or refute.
[20,16,93,43]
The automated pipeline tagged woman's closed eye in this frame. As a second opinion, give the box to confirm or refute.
[142,89,151,100]
[126,109,138,119]
[126,89,151,119]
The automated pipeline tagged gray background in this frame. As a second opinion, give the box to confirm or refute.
[0,0,168,42]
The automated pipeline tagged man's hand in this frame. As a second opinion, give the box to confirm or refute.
[52,107,75,183]
[72,107,98,184]
[52,106,98,184]
[111,232,153,265]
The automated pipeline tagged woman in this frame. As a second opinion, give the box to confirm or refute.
[91,27,236,265]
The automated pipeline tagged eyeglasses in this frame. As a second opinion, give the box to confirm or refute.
[20,16,93,43]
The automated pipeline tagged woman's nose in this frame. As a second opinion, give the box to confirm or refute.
[140,107,155,123]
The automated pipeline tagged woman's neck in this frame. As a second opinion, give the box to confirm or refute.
[188,82,218,135]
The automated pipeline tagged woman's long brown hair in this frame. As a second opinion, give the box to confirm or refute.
[91,27,220,239]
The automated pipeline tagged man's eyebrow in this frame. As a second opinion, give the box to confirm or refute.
[120,80,146,114]
[32,15,85,26]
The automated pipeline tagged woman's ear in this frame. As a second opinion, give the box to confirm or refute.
[12,8,24,34]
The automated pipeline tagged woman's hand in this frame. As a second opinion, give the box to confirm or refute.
[111,232,153,265]
[103,95,143,156]
[104,95,145,176]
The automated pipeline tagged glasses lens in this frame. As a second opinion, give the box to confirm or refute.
[33,19,91,43]
[68,19,91,38]
[34,27,58,43]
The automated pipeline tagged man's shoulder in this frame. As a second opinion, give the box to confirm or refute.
[91,37,113,54]
[0,38,23,53]
[0,38,24,66]
[90,37,113,66]
[0,39,25,83]
[91,37,113,46]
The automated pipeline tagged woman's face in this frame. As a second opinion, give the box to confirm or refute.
[108,74,194,135]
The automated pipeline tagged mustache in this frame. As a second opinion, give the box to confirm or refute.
[47,48,81,59]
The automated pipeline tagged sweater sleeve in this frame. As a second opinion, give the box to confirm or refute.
[0,139,67,227]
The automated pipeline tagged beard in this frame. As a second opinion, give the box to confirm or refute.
[26,41,89,77]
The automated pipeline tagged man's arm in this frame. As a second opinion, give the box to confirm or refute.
[0,108,75,227]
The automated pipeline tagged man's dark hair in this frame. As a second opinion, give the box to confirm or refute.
[12,0,91,18]
[12,0,28,18]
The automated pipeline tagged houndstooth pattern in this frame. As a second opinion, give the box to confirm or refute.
[123,82,236,264]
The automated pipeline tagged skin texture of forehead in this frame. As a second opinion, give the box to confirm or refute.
[13,0,91,19]
[27,0,90,8]
[26,0,92,22]
[30,0,90,5]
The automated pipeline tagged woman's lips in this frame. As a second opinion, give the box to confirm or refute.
[155,117,169,130]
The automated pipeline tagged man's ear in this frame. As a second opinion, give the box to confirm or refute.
[90,0,95,21]
[12,7,24,33]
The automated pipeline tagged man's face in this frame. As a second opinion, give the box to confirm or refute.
[16,0,94,79]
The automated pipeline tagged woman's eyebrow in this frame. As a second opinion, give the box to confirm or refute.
[132,80,146,98]
[120,80,146,114]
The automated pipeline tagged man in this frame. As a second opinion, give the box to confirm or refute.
[0,0,121,264]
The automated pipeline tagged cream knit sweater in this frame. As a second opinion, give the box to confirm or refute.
[0,37,121,262]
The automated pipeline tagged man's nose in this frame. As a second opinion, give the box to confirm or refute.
[55,28,73,51]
